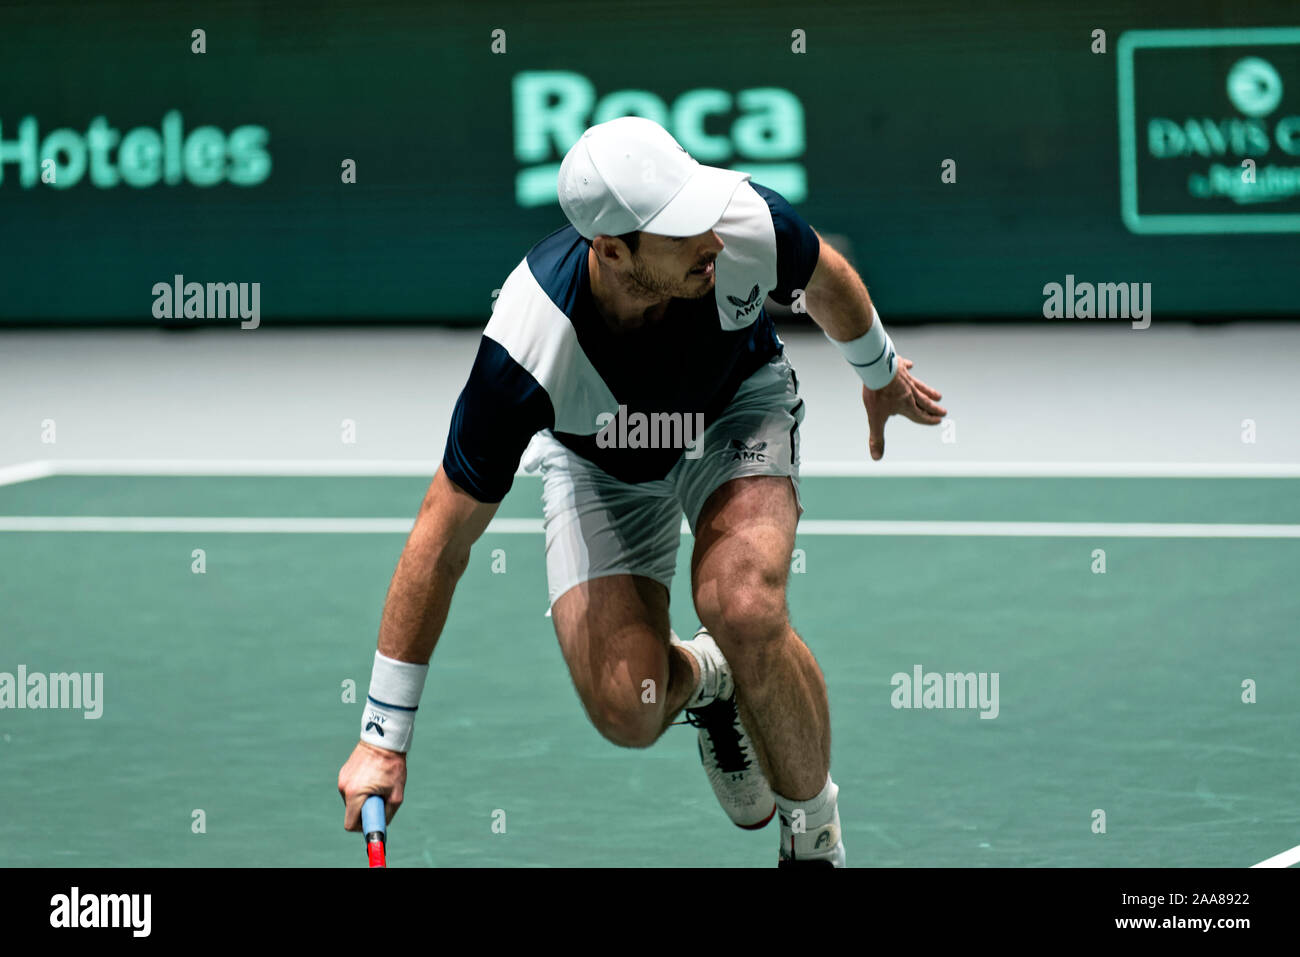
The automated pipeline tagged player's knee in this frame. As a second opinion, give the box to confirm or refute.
[576,668,667,749]
[586,691,663,749]
[701,572,788,652]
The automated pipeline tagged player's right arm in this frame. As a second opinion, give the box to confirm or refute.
[338,467,497,831]
[338,319,556,832]
[376,467,497,667]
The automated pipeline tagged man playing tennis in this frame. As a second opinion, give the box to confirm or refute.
[339,116,946,866]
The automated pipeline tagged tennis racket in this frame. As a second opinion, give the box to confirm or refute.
[362,794,387,868]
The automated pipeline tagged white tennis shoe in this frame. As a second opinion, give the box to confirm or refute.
[676,628,776,830]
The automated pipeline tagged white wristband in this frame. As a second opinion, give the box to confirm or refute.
[827,305,898,390]
[360,651,429,753]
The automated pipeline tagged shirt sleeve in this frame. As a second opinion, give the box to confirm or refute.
[751,182,821,306]
[441,335,555,503]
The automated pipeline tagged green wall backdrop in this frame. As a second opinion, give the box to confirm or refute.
[1,0,1298,323]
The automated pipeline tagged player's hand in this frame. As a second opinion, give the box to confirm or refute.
[339,740,407,831]
[862,358,947,460]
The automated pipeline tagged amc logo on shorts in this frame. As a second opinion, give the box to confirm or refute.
[512,70,807,208]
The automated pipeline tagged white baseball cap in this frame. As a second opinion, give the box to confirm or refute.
[557,116,751,240]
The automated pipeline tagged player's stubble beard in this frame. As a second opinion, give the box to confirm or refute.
[592,248,714,330]
[624,254,712,304]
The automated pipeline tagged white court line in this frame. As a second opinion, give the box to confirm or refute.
[4,516,1300,538]
[0,461,55,487]
[0,516,530,534]
[798,461,1300,478]
[1251,844,1300,868]
[3,459,1300,479]
[14,458,445,477]
[797,520,1300,538]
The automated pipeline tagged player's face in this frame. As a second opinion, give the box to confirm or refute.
[629,230,724,300]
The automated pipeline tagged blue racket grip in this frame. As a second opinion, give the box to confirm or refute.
[362,795,387,867]
[362,795,387,838]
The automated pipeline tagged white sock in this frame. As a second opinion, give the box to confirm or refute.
[673,633,721,709]
[775,775,842,860]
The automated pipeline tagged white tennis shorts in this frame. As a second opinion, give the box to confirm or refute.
[521,352,805,607]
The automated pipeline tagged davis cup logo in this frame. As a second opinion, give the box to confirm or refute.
[1228,57,1283,117]
[1117,27,1300,233]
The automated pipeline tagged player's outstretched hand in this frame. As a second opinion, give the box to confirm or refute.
[862,358,947,461]
[339,740,407,831]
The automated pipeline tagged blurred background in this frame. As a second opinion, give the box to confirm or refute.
[2,0,1298,324]
[2,0,1298,465]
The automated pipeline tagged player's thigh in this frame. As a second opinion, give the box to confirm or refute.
[671,352,804,638]
[528,432,681,710]
[529,432,682,608]
[549,573,672,712]
[690,475,799,643]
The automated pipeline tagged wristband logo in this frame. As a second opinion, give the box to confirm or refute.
[0,110,271,189]
[363,710,386,737]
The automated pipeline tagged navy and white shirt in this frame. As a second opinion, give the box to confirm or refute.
[442,181,821,502]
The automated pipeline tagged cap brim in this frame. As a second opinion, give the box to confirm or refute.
[640,165,751,237]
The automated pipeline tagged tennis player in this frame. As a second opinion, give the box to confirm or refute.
[339,116,946,866]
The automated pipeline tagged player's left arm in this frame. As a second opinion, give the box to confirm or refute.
[801,230,948,460]
[801,233,876,340]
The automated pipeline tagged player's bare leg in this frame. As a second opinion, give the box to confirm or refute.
[691,475,843,864]
[549,573,699,747]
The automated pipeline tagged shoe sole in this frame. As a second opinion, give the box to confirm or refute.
[693,718,775,830]
[736,803,777,830]
[777,858,836,868]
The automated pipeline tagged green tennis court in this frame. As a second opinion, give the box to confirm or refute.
[1,472,1297,867]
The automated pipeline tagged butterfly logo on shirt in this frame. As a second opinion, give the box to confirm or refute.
[725,283,762,322]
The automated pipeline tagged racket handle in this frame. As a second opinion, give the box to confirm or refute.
[362,795,387,868]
